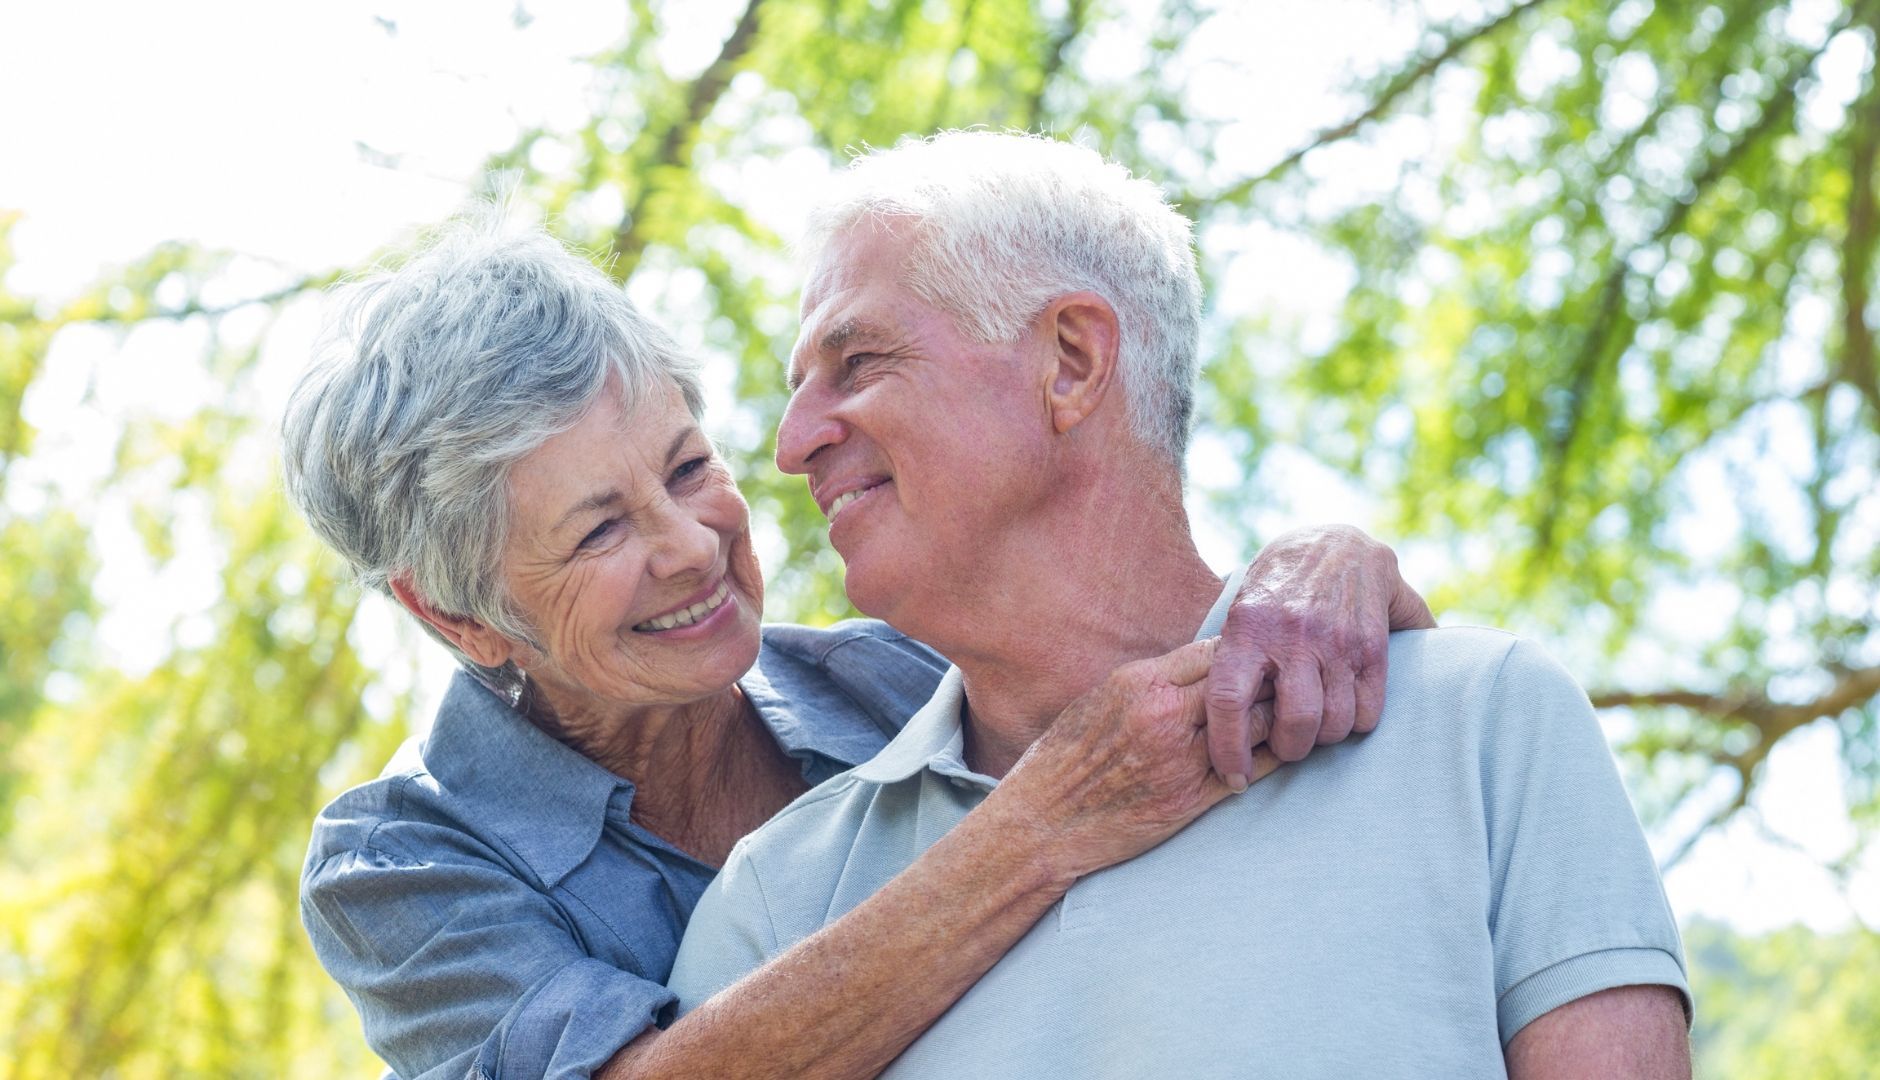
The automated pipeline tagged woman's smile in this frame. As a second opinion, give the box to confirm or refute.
[632,577,736,634]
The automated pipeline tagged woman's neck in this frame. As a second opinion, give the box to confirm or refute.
[526,683,808,866]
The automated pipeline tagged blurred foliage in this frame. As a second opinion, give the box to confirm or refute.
[0,0,1876,1076]
[1687,920,1880,1077]
[1249,0,1880,866]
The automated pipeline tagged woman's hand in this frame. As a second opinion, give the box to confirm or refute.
[991,524,1432,881]
[987,639,1282,884]
[1206,524,1436,778]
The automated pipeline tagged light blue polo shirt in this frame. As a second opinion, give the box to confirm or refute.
[669,581,1690,1078]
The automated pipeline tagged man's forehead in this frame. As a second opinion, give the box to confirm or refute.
[789,229,912,381]
[800,227,886,309]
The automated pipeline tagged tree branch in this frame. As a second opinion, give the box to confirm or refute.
[1208,0,1555,204]
[1024,0,1089,130]
[0,274,336,329]
[1658,771,1751,872]
[926,0,982,130]
[1592,664,1880,750]
[1599,664,1880,868]
[1840,7,1880,416]
[1529,10,1861,560]
[610,0,767,279]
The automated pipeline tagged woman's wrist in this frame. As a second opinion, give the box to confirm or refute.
[971,774,1086,894]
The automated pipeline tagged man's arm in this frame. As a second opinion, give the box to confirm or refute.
[1482,638,1692,1068]
[1208,523,1436,782]
[1507,984,1691,1079]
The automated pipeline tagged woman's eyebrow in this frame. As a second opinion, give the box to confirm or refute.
[663,427,696,466]
[553,489,625,534]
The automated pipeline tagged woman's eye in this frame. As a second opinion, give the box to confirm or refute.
[578,519,617,549]
[673,456,710,482]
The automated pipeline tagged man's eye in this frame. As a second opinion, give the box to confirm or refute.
[844,352,876,371]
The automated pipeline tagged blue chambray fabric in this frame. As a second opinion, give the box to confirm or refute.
[300,620,947,1080]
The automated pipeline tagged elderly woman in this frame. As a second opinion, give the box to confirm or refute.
[283,222,1432,1080]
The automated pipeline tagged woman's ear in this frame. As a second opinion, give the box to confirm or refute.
[389,574,516,669]
[1040,291,1122,436]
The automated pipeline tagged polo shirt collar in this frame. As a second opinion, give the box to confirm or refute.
[848,569,1248,788]
[851,667,968,784]
[422,670,626,889]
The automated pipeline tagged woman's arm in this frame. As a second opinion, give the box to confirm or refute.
[606,641,1272,1079]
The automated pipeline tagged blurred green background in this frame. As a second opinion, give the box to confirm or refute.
[2,0,1877,1075]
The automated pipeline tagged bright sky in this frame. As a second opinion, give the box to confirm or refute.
[3,0,1874,936]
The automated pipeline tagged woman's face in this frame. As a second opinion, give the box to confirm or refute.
[498,377,765,714]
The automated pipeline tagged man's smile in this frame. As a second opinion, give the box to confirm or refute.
[818,477,892,523]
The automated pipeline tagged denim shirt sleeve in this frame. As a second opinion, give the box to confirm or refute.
[302,815,673,1080]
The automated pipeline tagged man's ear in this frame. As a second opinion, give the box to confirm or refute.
[1040,291,1122,436]
[389,574,516,669]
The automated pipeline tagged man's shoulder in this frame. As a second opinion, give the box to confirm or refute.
[1381,625,1585,707]
[1381,623,1519,675]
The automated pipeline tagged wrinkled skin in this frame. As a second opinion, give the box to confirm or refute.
[1205,524,1438,781]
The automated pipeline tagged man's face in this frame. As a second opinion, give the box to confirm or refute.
[776,221,1052,628]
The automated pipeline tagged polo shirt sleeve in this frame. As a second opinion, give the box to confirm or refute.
[1479,637,1692,1045]
[664,842,780,1019]
[302,821,674,1080]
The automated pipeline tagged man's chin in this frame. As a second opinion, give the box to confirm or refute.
[839,559,899,623]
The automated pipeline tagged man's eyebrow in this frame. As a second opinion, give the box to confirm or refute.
[786,318,893,392]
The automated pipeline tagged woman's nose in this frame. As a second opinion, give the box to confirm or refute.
[647,500,721,579]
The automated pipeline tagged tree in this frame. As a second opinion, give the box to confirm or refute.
[1212,0,1880,869]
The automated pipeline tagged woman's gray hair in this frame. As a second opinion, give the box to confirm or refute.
[801,130,1203,464]
[281,216,703,698]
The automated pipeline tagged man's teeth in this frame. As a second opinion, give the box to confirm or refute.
[636,580,731,631]
[827,486,869,520]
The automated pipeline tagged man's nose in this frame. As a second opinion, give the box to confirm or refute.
[775,382,844,476]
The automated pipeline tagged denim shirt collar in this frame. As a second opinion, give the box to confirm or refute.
[421,671,625,889]
[421,633,913,888]
[740,648,901,781]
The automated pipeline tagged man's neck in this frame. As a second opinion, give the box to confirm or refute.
[912,467,1225,778]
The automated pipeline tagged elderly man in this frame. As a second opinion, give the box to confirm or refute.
[667,132,1692,1078]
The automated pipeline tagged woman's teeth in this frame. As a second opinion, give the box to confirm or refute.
[636,580,732,631]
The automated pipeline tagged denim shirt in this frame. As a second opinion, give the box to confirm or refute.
[300,621,947,1080]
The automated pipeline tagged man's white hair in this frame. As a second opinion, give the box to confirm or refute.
[801,130,1203,462]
